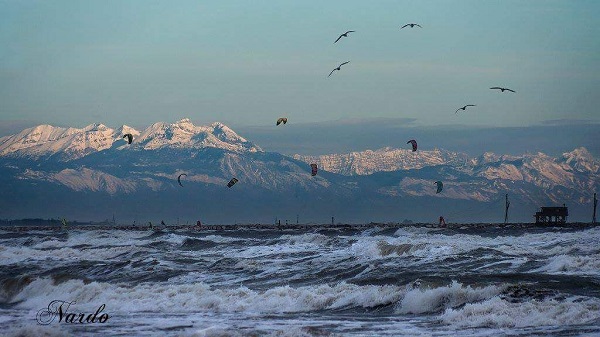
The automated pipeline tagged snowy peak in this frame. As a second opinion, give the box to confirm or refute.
[0,124,116,160]
[294,147,467,175]
[82,123,109,132]
[134,119,261,153]
[116,125,140,137]
[0,119,261,161]
[562,147,599,173]
[295,146,598,201]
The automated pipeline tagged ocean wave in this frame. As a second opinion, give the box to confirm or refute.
[281,233,332,246]
[181,238,220,250]
[396,281,502,314]
[12,278,404,314]
[0,275,33,303]
[531,254,600,276]
[181,325,342,337]
[0,245,153,266]
[441,295,600,328]
[6,325,71,337]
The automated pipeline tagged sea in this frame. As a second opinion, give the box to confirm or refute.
[1,224,599,337]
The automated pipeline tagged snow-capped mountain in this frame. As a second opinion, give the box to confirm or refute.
[294,146,599,204]
[133,119,261,153]
[0,118,261,161]
[0,123,118,161]
[0,120,597,222]
[294,147,469,175]
[472,148,599,192]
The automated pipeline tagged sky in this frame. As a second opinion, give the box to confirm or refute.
[1,0,599,132]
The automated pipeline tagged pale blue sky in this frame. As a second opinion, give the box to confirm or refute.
[1,0,599,130]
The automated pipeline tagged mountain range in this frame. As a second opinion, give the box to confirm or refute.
[0,119,597,224]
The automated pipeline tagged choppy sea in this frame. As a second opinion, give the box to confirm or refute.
[1,224,599,336]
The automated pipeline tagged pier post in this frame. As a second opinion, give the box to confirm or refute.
[594,193,597,224]
[504,194,510,224]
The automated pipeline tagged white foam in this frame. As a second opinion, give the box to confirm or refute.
[282,233,331,246]
[13,278,404,315]
[397,281,502,314]
[182,326,248,337]
[6,324,71,337]
[202,235,253,244]
[441,295,600,328]
[0,244,151,265]
[532,254,600,276]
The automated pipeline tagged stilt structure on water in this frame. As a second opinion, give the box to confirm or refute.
[535,205,568,225]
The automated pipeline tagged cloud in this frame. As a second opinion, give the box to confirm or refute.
[238,122,600,158]
[325,117,418,126]
[539,119,600,126]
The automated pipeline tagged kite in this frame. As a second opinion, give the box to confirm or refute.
[407,139,417,152]
[227,178,238,188]
[435,181,443,194]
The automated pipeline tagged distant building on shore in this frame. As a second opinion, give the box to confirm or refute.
[534,205,568,224]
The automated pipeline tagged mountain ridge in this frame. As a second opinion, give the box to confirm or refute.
[0,118,261,161]
[0,120,597,222]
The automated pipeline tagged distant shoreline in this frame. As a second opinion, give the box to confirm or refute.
[0,222,597,232]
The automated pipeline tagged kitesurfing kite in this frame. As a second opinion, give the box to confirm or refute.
[328,61,350,77]
[401,23,422,29]
[407,139,417,152]
[227,178,238,188]
[490,87,515,93]
[177,173,187,187]
[123,133,133,144]
[435,181,443,194]
[455,105,476,114]
[334,30,355,43]
[276,118,288,126]
[310,164,318,176]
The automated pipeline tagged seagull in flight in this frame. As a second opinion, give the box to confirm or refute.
[401,23,422,29]
[455,105,476,114]
[328,61,350,77]
[490,87,516,93]
[334,30,355,43]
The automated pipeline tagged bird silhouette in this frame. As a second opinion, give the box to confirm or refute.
[455,105,476,114]
[490,87,516,93]
[401,23,422,29]
[328,61,350,77]
[334,30,355,43]
[276,117,288,126]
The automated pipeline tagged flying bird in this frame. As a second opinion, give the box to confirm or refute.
[328,61,350,77]
[490,87,516,93]
[334,30,355,43]
[455,105,476,114]
[276,117,288,126]
[401,23,422,29]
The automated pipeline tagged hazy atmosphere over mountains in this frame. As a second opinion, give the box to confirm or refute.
[1,119,597,224]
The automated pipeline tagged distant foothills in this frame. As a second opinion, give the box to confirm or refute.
[0,119,598,224]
